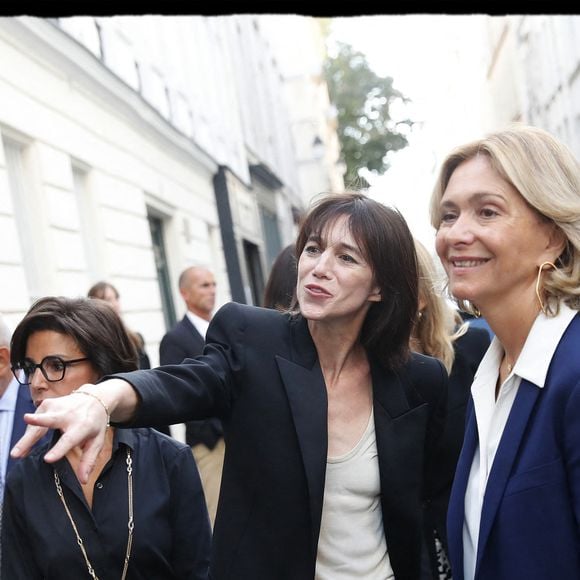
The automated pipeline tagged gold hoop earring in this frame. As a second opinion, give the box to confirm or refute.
[535,261,557,315]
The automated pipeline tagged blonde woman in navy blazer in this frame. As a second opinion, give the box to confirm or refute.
[13,192,449,580]
[430,124,580,580]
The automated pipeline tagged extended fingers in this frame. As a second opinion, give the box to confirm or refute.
[44,426,105,483]
[10,422,49,459]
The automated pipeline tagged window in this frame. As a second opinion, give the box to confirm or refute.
[147,212,176,330]
[243,239,264,306]
[3,136,45,301]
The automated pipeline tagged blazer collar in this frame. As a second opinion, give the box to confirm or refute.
[276,315,326,557]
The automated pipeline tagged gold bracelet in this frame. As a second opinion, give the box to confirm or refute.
[71,389,111,427]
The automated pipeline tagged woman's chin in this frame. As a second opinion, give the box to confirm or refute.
[449,285,478,304]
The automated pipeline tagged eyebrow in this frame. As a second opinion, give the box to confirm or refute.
[308,235,363,256]
[334,241,362,255]
[440,191,506,207]
[24,353,77,360]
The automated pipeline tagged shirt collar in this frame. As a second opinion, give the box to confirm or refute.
[185,310,210,339]
[114,426,137,451]
[474,303,577,390]
[516,303,577,387]
[0,376,19,412]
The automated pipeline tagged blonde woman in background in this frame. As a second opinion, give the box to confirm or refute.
[411,239,490,580]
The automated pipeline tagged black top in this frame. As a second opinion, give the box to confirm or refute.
[2,427,211,579]
[423,325,491,574]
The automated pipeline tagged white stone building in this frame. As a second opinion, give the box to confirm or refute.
[0,15,340,364]
[483,15,580,159]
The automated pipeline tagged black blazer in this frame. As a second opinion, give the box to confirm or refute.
[159,315,223,448]
[423,326,491,573]
[119,302,448,580]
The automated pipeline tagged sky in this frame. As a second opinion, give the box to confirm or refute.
[327,15,489,251]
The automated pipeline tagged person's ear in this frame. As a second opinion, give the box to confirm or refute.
[544,225,567,263]
[0,346,10,373]
[368,286,382,303]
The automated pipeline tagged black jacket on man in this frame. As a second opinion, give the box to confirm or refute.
[159,314,223,448]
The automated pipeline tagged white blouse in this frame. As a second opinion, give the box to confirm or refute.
[462,304,576,580]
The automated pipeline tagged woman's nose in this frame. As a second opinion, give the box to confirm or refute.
[443,214,476,245]
[312,250,331,277]
[29,367,46,388]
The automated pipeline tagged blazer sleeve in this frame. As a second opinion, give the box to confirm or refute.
[566,379,580,529]
[114,302,244,428]
[402,353,449,499]
[422,357,449,477]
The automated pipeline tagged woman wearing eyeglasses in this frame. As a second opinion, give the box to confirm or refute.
[1,296,211,579]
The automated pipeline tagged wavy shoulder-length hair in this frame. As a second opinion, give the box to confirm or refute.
[11,296,138,378]
[413,238,467,373]
[295,191,418,371]
[429,123,580,316]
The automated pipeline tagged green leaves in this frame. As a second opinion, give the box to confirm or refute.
[323,41,414,184]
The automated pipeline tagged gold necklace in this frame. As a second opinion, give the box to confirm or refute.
[53,448,134,580]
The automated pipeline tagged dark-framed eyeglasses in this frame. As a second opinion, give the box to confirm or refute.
[11,356,90,385]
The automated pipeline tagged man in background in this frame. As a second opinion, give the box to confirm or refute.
[0,314,42,485]
[0,313,49,560]
[159,266,224,527]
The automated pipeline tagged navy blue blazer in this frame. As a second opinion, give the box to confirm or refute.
[447,312,580,579]
[159,315,223,448]
[7,383,50,475]
[118,302,449,580]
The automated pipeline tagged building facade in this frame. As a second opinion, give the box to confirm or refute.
[0,15,341,363]
[483,15,580,159]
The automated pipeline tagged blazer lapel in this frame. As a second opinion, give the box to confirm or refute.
[181,316,204,351]
[475,381,540,570]
[447,399,478,580]
[371,361,430,576]
[276,316,328,555]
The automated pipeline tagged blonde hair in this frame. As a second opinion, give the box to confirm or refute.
[429,123,580,316]
[413,239,467,373]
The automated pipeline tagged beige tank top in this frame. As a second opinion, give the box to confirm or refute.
[315,409,394,579]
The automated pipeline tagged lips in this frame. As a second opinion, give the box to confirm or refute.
[450,257,489,268]
[305,284,331,296]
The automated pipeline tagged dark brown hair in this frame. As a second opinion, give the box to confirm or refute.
[11,296,138,377]
[295,191,418,370]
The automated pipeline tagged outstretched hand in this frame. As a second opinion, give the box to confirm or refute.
[10,378,136,483]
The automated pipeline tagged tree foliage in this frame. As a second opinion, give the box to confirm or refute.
[323,41,414,186]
